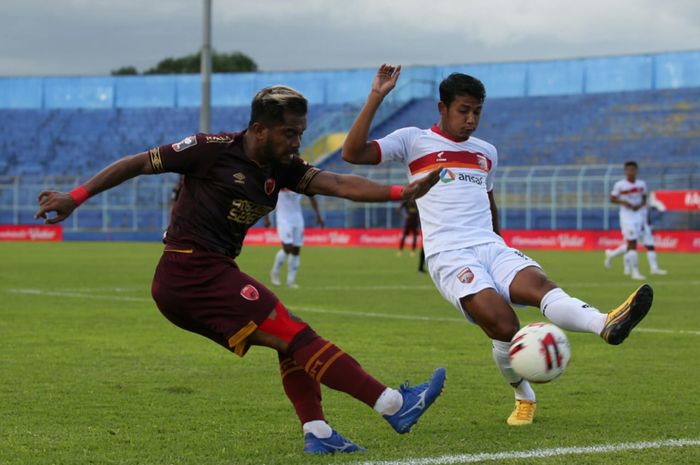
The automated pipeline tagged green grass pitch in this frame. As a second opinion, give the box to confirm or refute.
[1,242,699,465]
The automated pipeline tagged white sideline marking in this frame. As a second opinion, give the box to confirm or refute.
[354,438,700,465]
[6,288,700,336]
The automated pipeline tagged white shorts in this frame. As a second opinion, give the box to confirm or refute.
[277,221,304,246]
[620,217,644,241]
[426,242,541,322]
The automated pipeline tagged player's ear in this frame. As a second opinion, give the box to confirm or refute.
[437,100,447,116]
[250,122,269,141]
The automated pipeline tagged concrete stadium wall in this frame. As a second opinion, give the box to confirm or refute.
[1,51,699,109]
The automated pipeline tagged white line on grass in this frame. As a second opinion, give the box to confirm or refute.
[6,288,700,336]
[354,438,700,465]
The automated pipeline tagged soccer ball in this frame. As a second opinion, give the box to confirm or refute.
[508,323,571,383]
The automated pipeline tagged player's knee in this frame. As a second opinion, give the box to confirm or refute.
[484,319,519,342]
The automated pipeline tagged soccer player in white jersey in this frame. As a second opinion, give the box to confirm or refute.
[342,64,655,426]
[604,162,667,278]
[266,189,324,288]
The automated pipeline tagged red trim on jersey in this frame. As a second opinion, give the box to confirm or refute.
[619,187,644,195]
[408,150,492,175]
[370,140,382,164]
[431,124,469,142]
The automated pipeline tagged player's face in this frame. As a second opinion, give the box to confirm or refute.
[439,94,482,141]
[624,165,638,181]
[261,112,307,164]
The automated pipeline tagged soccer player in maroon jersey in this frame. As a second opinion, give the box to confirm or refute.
[397,198,420,256]
[35,85,445,455]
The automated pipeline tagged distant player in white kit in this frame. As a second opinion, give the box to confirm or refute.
[604,161,667,278]
[342,64,655,426]
[266,189,324,288]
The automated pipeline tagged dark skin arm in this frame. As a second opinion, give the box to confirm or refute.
[35,152,153,224]
[306,168,440,202]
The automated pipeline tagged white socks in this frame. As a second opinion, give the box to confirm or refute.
[647,250,659,272]
[540,288,607,335]
[373,387,403,416]
[624,250,640,275]
[272,249,287,275]
[492,340,536,401]
[288,255,300,284]
[302,420,333,438]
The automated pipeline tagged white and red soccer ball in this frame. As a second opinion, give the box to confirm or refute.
[509,323,571,383]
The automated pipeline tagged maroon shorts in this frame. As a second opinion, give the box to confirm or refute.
[151,248,285,356]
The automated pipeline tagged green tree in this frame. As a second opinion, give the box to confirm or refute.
[144,50,257,74]
[111,66,139,76]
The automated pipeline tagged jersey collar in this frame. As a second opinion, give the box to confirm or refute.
[431,124,469,143]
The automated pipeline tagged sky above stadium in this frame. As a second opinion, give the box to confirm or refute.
[2,0,700,76]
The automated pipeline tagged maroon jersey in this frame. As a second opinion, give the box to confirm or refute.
[149,132,320,258]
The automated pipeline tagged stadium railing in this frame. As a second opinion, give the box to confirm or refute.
[2,163,698,237]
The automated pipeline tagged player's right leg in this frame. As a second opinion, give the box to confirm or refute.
[250,303,446,449]
[428,247,537,425]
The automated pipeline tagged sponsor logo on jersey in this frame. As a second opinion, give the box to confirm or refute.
[440,168,456,183]
[264,178,276,196]
[172,135,197,152]
[436,151,447,162]
[240,284,260,301]
[227,199,274,225]
[233,172,246,184]
[457,267,474,284]
[205,134,234,144]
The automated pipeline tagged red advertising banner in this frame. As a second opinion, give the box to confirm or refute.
[650,190,700,211]
[0,225,63,241]
[245,228,700,252]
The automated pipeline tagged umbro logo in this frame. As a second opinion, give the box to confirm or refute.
[233,172,246,184]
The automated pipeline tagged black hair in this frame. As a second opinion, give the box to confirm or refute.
[439,73,486,106]
[249,85,307,127]
[624,161,638,169]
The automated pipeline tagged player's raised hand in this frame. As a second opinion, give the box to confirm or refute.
[403,168,441,200]
[34,191,77,224]
[371,64,402,98]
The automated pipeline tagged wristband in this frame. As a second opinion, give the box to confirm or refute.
[389,185,404,201]
[69,185,90,206]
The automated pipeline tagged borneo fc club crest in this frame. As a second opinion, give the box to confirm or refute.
[264,178,276,196]
[457,267,474,284]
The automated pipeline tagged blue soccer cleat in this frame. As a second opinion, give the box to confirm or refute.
[384,367,446,433]
[303,430,366,454]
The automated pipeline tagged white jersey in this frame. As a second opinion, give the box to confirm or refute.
[374,124,502,257]
[611,178,647,224]
[276,189,304,226]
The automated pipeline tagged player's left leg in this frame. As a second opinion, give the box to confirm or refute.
[604,242,627,269]
[509,266,653,345]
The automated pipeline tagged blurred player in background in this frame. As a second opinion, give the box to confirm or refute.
[35,85,445,454]
[342,64,654,427]
[397,198,420,257]
[265,189,324,289]
[604,161,667,278]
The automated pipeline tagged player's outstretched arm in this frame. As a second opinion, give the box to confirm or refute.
[306,168,439,203]
[35,152,154,224]
[342,64,401,165]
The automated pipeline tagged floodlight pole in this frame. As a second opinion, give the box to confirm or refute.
[200,0,212,133]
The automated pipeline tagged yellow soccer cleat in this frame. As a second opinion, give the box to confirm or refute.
[600,284,654,345]
[507,400,536,426]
